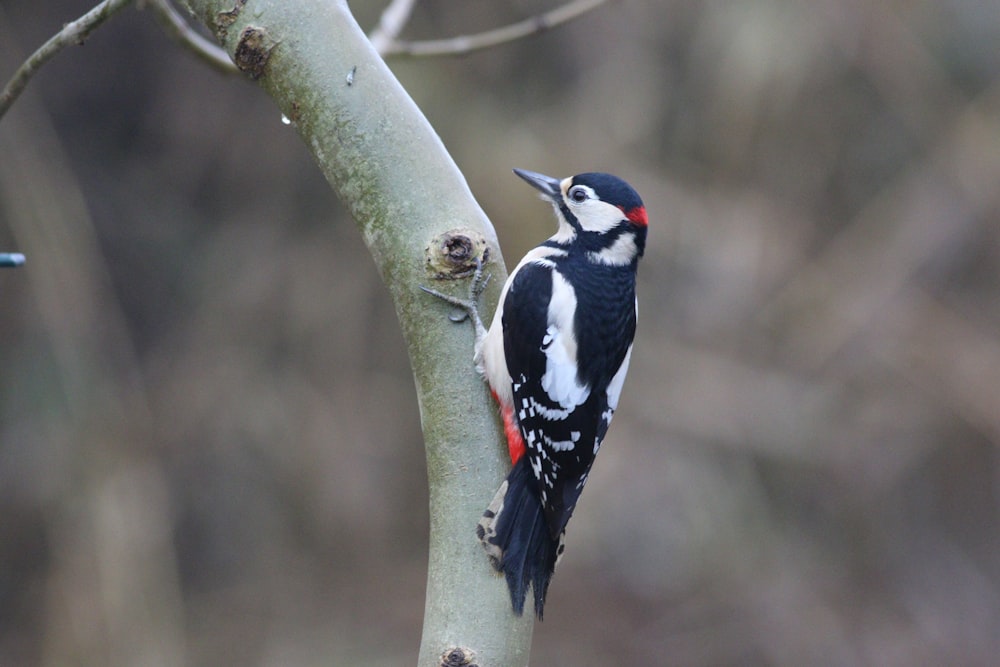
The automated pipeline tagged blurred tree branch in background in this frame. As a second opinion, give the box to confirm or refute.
[146,0,236,74]
[0,0,132,116]
[372,0,607,57]
[1,0,608,118]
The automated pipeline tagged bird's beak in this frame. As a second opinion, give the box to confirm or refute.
[513,168,562,200]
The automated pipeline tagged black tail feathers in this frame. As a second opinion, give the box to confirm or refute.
[476,457,564,618]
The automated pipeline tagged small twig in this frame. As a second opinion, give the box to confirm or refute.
[369,0,419,55]
[379,0,607,58]
[0,0,135,119]
[145,0,238,74]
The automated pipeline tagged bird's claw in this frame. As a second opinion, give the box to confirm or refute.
[420,255,490,333]
[469,256,490,299]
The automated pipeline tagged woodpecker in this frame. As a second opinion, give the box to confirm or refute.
[422,168,647,618]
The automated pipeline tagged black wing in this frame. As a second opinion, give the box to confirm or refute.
[502,261,614,541]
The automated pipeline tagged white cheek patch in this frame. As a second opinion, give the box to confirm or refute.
[573,200,627,233]
[587,232,637,266]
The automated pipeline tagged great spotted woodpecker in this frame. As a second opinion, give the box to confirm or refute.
[422,169,647,617]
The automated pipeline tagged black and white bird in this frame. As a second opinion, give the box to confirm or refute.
[423,168,647,617]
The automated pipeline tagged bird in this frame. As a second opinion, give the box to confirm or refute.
[421,168,647,617]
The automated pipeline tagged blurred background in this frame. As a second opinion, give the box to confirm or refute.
[2,0,999,664]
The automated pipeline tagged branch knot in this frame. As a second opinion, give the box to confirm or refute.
[233,25,276,80]
[425,229,490,279]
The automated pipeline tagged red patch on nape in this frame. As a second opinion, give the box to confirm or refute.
[493,390,526,464]
[621,205,648,226]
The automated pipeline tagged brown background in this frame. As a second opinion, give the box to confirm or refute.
[1,1,999,664]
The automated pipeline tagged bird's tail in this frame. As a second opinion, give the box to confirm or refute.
[476,456,564,618]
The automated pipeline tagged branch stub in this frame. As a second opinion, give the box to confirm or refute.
[440,647,477,667]
[425,229,490,279]
[233,25,276,80]
[214,0,246,40]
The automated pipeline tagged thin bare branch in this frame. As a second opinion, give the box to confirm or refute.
[379,0,607,58]
[145,0,237,74]
[0,0,134,119]
[369,0,419,55]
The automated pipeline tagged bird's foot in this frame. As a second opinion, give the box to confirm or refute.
[420,256,490,339]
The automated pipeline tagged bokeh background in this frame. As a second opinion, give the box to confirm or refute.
[2,1,1000,664]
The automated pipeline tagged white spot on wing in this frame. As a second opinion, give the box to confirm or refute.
[528,396,571,420]
[594,433,605,455]
[530,454,543,478]
[545,430,580,452]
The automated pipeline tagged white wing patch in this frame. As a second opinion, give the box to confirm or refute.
[545,430,581,452]
[540,271,590,409]
[518,395,572,423]
[480,247,566,408]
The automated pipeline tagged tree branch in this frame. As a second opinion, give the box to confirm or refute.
[368,0,419,56]
[179,0,533,664]
[0,0,134,119]
[378,0,607,58]
[145,0,237,74]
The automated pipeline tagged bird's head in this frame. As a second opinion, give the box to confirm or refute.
[513,168,647,264]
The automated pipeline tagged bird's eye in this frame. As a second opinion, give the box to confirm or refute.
[568,186,589,203]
